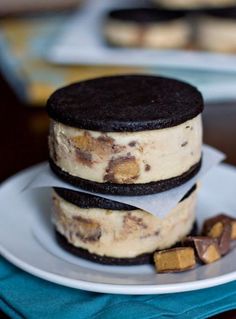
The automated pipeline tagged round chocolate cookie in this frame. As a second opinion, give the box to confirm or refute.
[47,75,203,131]
[55,221,198,266]
[47,75,203,195]
[54,184,197,210]
[55,231,152,265]
[50,159,201,196]
[54,186,134,210]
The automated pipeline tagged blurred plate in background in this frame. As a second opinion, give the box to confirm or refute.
[46,0,236,103]
[47,0,236,73]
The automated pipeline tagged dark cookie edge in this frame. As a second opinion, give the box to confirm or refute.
[55,222,198,266]
[202,6,236,18]
[49,157,201,196]
[46,75,204,132]
[106,8,188,23]
[54,184,197,210]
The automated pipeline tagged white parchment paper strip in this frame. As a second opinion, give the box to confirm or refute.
[24,145,225,218]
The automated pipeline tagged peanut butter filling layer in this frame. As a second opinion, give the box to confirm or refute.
[52,188,197,258]
[104,19,190,49]
[198,17,236,53]
[49,115,202,185]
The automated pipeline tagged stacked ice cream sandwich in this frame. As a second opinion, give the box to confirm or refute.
[46,74,204,265]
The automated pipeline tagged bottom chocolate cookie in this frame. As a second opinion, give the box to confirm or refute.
[49,157,201,196]
[55,230,152,265]
[55,222,198,266]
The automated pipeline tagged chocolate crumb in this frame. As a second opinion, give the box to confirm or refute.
[154,230,160,236]
[145,164,151,171]
[129,141,137,147]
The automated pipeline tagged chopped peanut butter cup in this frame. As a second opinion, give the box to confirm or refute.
[154,247,196,273]
[202,214,233,255]
[183,236,221,264]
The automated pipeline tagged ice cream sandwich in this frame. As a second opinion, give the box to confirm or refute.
[47,75,203,195]
[104,8,191,49]
[52,185,198,265]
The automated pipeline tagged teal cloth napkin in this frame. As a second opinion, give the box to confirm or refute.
[1,256,236,319]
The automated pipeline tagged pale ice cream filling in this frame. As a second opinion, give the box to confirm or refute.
[104,19,191,48]
[52,188,197,258]
[49,115,202,184]
[198,17,236,52]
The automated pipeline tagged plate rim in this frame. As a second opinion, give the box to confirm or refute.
[2,243,236,295]
[1,162,236,295]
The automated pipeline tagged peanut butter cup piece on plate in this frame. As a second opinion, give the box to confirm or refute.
[183,236,221,264]
[154,247,196,273]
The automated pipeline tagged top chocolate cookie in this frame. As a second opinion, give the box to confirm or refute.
[47,75,203,132]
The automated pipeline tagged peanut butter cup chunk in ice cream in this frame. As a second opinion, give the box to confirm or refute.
[47,75,203,195]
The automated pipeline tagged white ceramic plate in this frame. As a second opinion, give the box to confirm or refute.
[0,163,236,295]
